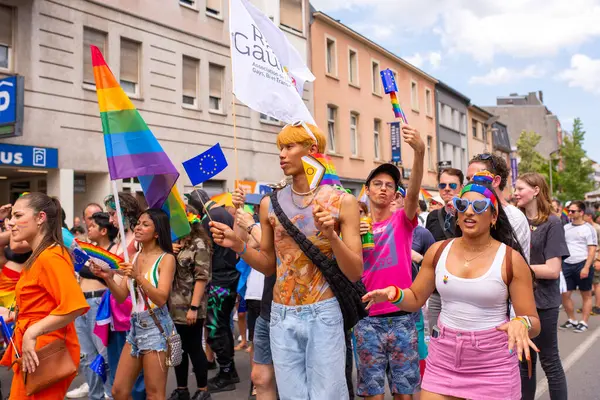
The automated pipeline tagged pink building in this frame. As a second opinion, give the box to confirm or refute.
[310,12,439,195]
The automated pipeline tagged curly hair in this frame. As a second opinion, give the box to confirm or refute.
[469,153,510,191]
[104,193,142,232]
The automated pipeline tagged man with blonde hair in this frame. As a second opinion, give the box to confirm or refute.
[210,122,363,399]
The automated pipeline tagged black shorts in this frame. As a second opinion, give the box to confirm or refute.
[563,261,594,291]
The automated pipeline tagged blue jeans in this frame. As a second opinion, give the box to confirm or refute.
[107,331,146,400]
[75,295,113,400]
[270,297,349,400]
[127,306,174,357]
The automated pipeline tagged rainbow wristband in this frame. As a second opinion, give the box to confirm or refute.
[512,316,531,331]
[391,286,404,305]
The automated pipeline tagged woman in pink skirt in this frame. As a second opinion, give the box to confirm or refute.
[363,171,541,400]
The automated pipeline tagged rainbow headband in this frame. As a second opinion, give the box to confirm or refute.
[460,171,498,210]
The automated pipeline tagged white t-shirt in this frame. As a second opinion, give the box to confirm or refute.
[504,204,531,263]
[419,212,429,227]
[245,268,265,301]
[564,222,598,264]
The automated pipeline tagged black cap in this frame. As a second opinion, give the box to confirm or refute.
[185,189,211,213]
[365,163,401,189]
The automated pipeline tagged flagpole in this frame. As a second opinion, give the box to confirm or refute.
[111,180,137,310]
[230,0,240,186]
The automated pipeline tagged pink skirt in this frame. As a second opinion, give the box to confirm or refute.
[422,322,520,400]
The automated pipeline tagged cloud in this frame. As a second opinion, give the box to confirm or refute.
[557,54,600,94]
[311,0,600,63]
[404,52,443,70]
[469,65,546,85]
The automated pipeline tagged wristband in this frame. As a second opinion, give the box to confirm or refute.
[512,316,531,331]
[189,305,199,311]
[237,242,247,257]
[390,286,404,305]
[247,223,258,234]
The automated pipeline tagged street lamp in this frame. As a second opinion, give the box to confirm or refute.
[549,149,560,196]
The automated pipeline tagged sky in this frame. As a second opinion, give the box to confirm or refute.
[310,0,600,161]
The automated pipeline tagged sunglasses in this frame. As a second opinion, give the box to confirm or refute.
[452,197,492,214]
[567,209,581,214]
[477,153,497,171]
[438,183,458,190]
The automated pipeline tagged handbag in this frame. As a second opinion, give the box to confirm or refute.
[139,287,183,367]
[11,335,76,396]
[270,192,368,331]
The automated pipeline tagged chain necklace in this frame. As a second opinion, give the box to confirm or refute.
[291,185,316,196]
[461,238,493,267]
[291,186,320,209]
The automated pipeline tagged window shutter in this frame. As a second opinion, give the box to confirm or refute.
[120,39,139,83]
[206,0,221,13]
[0,6,12,47]
[83,28,106,83]
[280,0,302,32]
[209,64,223,98]
[182,56,197,98]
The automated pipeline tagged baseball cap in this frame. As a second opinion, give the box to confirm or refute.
[365,163,401,189]
[185,189,212,213]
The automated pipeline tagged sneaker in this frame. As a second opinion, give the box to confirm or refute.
[66,383,90,399]
[168,388,191,400]
[575,322,589,333]
[559,320,578,330]
[192,390,212,400]
[207,373,236,393]
[230,367,241,384]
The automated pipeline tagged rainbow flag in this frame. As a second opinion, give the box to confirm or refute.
[357,185,368,203]
[76,239,124,270]
[389,92,408,124]
[562,207,569,219]
[0,267,20,308]
[91,46,190,240]
[420,188,433,201]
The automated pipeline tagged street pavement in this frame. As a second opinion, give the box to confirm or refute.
[1,293,600,399]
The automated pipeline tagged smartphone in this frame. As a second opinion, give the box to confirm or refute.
[431,326,440,338]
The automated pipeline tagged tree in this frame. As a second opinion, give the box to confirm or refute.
[516,131,548,175]
[556,118,594,202]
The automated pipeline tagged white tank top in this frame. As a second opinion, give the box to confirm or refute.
[436,240,509,331]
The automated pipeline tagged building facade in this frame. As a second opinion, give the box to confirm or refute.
[435,81,470,175]
[310,11,439,194]
[0,0,312,224]
[467,104,494,160]
[483,91,562,159]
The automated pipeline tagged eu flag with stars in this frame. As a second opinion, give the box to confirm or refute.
[183,143,228,186]
[90,354,108,383]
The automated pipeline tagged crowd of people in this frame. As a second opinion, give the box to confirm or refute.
[0,121,596,400]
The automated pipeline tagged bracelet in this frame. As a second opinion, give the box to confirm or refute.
[512,316,531,331]
[247,223,258,234]
[237,242,247,256]
[390,286,404,305]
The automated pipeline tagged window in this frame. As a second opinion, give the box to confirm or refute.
[452,109,459,131]
[206,0,221,16]
[427,136,434,170]
[371,61,380,94]
[472,119,477,138]
[460,113,467,134]
[209,63,224,111]
[350,112,359,156]
[280,0,302,33]
[326,38,337,75]
[327,106,337,152]
[83,28,106,84]
[180,0,195,6]
[425,89,432,116]
[260,113,279,123]
[374,119,381,159]
[411,81,418,110]
[182,56,198,106]
[443,104,451,127]
[120,38,140,95]
[348,49,358,85]
[0,5,13,70]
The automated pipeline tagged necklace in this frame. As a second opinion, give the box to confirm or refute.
[291,186,320,209]
[291,185,316,196]
[461,238,493,267]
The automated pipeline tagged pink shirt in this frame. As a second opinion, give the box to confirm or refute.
[362,209,417,316]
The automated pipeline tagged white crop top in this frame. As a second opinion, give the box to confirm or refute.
[436,240,509,331]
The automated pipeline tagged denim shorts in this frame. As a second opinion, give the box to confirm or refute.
[354,313,420,396]
[126,306,175,357]
[252,316,272,365]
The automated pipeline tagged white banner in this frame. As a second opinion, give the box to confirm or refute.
[230,0,315,124]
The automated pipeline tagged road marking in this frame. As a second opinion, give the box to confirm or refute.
[535,324,600,399]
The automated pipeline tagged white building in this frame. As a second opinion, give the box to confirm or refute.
[0,0,312,225]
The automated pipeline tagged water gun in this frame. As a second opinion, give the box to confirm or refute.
[380,69,408,124]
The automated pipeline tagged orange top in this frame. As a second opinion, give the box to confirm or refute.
[0,245,89,399]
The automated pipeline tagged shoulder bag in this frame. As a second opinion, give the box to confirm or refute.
[270,192,368,331]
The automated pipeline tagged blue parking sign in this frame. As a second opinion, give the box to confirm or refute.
[0,76,17,126]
